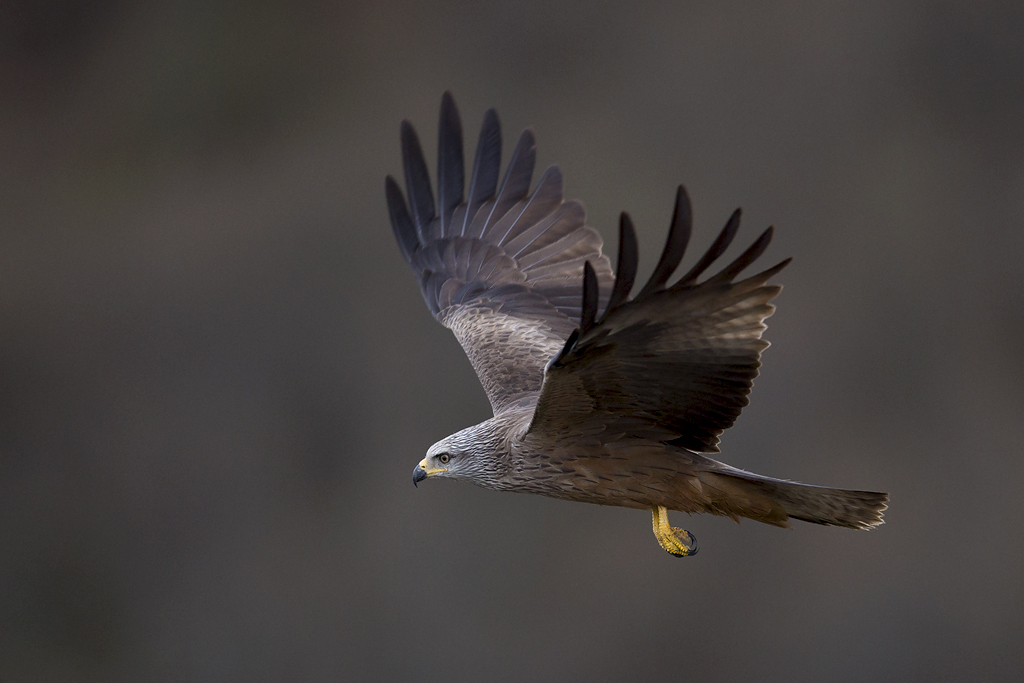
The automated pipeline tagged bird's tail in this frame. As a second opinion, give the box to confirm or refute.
[696,465,888,529]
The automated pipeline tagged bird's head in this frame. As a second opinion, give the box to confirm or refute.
[412,421,508,487]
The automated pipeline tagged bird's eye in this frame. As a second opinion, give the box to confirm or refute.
[438,453,450,464]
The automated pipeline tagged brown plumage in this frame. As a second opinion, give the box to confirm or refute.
[389,93,887,556]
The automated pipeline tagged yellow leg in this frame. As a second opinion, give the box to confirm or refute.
[651,506,698,557]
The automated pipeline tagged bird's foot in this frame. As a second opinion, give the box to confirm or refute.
[651,506,698,557]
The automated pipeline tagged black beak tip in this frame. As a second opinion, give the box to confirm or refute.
[413,465,427,487]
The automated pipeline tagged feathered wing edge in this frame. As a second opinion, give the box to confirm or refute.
[542,186,791,452]
[385,93,616,413]
[571,185,791,347]
[386,93,614,325]
[551,186,789,379]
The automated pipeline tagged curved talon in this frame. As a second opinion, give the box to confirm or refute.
[670,528,698,557]
[685,530,698,556]
[652,505,699,557]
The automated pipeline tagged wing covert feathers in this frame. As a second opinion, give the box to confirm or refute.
[540,185,791,453]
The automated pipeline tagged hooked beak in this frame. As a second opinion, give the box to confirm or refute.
[412,458,447,487]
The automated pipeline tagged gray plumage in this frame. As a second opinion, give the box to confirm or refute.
[388,93,887,554]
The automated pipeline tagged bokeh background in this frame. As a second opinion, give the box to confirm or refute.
[2,1,1023,681]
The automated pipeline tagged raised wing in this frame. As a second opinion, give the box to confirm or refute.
[529,186,791,453]
[386,93,614,414]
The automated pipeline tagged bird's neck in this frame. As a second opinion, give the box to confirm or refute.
[464,410,533,483]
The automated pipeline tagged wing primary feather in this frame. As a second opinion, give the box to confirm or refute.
[549,328,580,369]
[605,212,639,315]
[509,203,572,259]
[437,92,464,236]
[385,176,419,263]
[481,129,536,237]
[737,256,793,287]
[708,226,775,284]
[674,207,741,287]
[401,120,436,241]
[580,260,598,335]
[637,185,693,299]
[463,109,502,236]
[495,166,562,246]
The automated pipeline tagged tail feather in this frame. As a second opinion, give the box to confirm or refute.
[699,466,888,530]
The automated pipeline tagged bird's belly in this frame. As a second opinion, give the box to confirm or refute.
[504,445,703,512]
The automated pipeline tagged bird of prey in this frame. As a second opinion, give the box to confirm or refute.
[386,93,887,557]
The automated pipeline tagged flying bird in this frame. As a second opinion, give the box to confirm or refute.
[386,93,887,557]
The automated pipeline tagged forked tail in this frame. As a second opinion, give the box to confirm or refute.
[698,465,888,529]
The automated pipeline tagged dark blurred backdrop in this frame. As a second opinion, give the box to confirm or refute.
[2,1,1023,681]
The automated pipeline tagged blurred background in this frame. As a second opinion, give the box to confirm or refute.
[2,1,1022,680]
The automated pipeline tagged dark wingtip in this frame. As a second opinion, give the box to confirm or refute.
[385,175,419,262]
[463,108,502,236]
[580,261,598,336]
[399,119,419,156]
[400,119,436,238]
[637,185,693,299]
[708,225,776,284]
[520,127,537,147]
[437,92,465,233]
[755,256,793,282]
[674,206,741,288]
[605,212,639,316]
